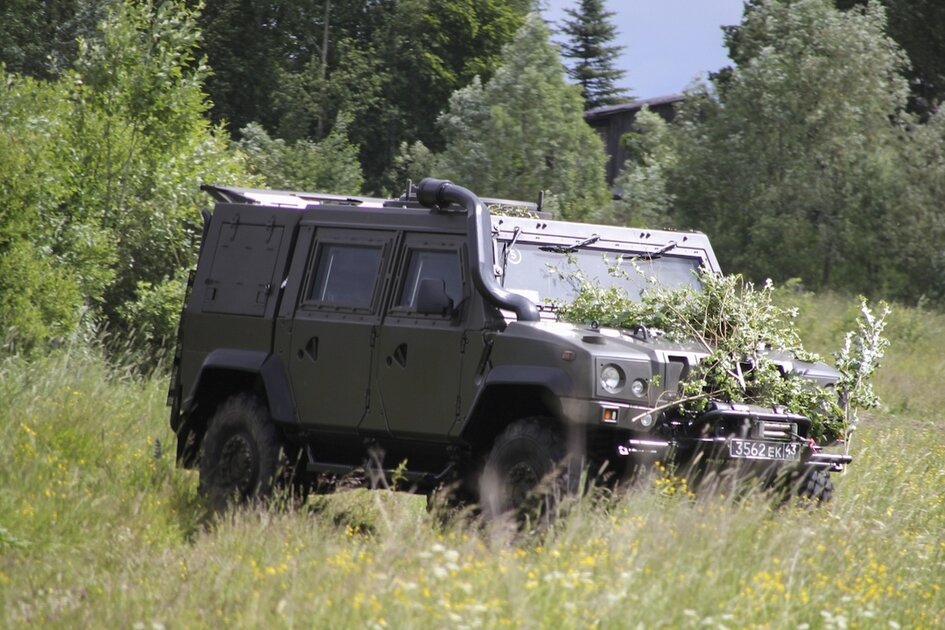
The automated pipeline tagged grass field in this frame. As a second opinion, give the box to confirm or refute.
[2,294,944,628]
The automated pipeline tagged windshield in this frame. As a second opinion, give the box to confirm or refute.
[501,243,702,305]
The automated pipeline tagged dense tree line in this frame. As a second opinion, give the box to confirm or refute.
[2,0,945,358]
[195,0,531,192]
[1,1,247,355]
[834,0,945,117]
[614,0,945,305]
[0,0,603,355]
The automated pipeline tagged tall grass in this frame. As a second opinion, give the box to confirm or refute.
[2,295,944,627]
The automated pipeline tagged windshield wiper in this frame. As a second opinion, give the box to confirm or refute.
[539,234,600,253]
[501,226,523,276]
[621,241,678,261]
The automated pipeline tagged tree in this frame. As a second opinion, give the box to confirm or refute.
[884,108,945,304]
[0,71,84,350]
[389,141,438,192]
[606,107,676,227]
[437,13,611,220]
[0,0,250,355]
[238,119,363,194]
[835,0,945,117]
[67,1,245,322]
[558,0,629,110]
[667,0,916,298]
[194,0,529,193]
[194,0,296,135]
[0,0,108,80]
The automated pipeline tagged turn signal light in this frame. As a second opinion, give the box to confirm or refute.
[601,407,619,423]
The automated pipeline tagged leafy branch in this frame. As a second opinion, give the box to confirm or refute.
[558,268,890,444]
[834,299,891,452]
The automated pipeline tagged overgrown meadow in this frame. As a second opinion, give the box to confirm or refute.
[2,294,944,628]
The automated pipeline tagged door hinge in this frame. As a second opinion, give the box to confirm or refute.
[460,333,469,354]
[369,326,377,348]
[228,214,240,240]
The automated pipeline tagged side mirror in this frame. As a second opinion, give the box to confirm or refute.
[416,278,454,316]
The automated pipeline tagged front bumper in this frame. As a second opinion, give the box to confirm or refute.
[614,401,852,472]
[616,437,852,472]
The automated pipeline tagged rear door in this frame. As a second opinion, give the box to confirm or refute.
[288,228,395,430]
[373,233,468,439]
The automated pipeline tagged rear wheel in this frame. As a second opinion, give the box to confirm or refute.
[199,394,286,512]
[479,417,580,523]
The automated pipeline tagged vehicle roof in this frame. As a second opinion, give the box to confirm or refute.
[492,214,722,272]
[200,184,720,271]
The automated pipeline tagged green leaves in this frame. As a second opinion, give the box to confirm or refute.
[834,299,891,436]
[198,0,527,192]
[558,0,630,109]
[0,1,247,356]
[238,119,363,195]
[559,268,888,443]
[604,108,676,227]
[436,14,611,221]
[649,0,945,304]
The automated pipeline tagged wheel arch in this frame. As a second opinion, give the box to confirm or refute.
[175,350,297,467]
[459,365,574,456]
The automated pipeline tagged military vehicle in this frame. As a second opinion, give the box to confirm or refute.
[167,178,851,515]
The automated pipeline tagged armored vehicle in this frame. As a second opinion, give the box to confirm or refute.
[168,178,850,515]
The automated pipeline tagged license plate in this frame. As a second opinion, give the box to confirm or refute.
[728,439,800,462]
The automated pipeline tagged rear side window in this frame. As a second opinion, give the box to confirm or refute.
[309,244,383,308]
[398,249,463,310]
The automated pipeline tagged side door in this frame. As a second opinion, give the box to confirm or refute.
[373,233,468,439]
[288,228,395,430]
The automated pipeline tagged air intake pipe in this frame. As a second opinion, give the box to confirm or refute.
[417,178,540,322]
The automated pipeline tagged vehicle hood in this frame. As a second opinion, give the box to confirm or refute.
[504,320,841,385]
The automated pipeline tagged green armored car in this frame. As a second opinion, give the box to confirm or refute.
[168,178,850,515]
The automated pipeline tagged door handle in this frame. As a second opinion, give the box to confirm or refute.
[297,336,318,361]
[386,343,408,368]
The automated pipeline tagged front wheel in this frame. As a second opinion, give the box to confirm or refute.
[797,469,834,503]
[479,417,580,523]
[199,394,286,512]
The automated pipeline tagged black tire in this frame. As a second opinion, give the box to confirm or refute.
[798,469,834,503]
[479,417,580,523]
[199,394,285,512]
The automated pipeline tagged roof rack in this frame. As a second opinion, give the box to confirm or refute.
[200,184,389,209]
[200,183,544,216]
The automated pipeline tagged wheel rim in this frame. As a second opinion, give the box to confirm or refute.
[218,433,257,496]
[507,461,541,506]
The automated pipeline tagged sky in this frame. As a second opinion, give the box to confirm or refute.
[540,0,748,99]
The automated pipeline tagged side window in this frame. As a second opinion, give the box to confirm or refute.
[308,243,383,308]
[398,249,463,310]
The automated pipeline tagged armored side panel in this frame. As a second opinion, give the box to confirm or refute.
[177,204,302,416]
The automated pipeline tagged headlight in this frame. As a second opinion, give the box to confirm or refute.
[600,364,625,394]
[630,378,647,398]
